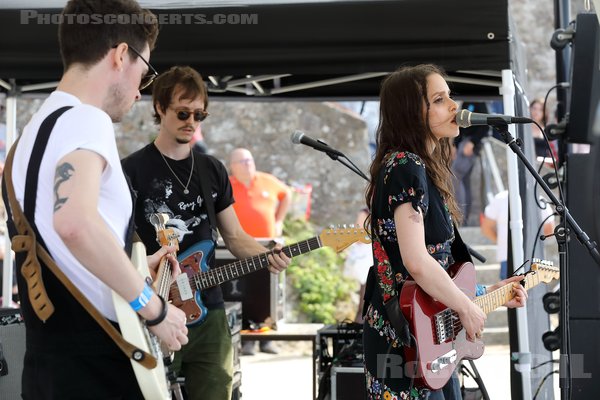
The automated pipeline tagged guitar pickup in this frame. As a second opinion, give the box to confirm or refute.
[176,274,193,301]
[428,349,457,373]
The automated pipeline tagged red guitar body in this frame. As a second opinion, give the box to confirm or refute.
[400,261,484,390]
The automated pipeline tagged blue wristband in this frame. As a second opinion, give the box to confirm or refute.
[130,283,153,312]
[475,283,487,297]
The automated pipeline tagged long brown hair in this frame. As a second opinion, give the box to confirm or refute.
[365,64,461,224]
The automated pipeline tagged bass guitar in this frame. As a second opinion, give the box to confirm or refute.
[170,226,371,325]
[400,259,559,390]
[111,213,179,400]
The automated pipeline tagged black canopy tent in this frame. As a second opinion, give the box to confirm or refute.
[0,0,513,98]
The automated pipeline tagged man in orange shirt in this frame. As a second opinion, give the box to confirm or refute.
[229,148,291,354]
[229,148,291,238]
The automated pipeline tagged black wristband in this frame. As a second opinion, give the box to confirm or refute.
[145,295,168,327]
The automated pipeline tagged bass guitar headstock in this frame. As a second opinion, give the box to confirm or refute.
[149,213,180,251]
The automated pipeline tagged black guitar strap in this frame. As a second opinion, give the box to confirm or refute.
[192,151,218,244]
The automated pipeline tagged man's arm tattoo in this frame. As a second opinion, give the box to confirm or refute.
[54,162,74,212]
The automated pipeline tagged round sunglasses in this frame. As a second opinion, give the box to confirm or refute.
[173,109,209,122]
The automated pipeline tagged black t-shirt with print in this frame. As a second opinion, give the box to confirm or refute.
[122,143,234,309]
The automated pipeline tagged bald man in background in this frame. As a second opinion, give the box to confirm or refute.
[228,148,291,355]
[229,148,291,238]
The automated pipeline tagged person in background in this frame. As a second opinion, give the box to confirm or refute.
[2,1,188,398]
[229,148,291,238]
[190,123,208,154]
[481,190,555,279]
[122,66,290,400]
[529,97,560,160]
[451,102,490,225]
[363,64,528,399]
[229,148,291,355]
[343,207,371,323]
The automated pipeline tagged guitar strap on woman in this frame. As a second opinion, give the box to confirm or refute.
[192,151,218,245]
[363,235,412,347]
[450,224,474,264]
[2,107,157,369]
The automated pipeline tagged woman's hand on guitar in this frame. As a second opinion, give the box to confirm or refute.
[458,300,486,342]
[488,275,528,308]
[266,243,291,274]
[147,245,181,280]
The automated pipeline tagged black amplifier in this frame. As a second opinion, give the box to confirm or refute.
[0,308,25,400]
[217,241,285,327]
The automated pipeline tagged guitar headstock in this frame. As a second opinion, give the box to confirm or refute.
[149,213,180,250]
[531,259,559,284]
[319,224,371,253]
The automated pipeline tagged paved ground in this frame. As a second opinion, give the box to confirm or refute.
[238,342,558,399]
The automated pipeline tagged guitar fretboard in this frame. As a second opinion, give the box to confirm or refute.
[438,272,540,339]
[474,272,538,314]
[188,236,323,290]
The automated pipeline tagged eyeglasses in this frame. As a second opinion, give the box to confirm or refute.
[113,43,159,90]
[172,108,210,122]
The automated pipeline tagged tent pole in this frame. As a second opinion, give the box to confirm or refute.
[502,69,532,400]
[2,85,17,308]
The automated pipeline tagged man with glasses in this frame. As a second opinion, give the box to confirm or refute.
[122,66,291,400]
[2,1,188,399]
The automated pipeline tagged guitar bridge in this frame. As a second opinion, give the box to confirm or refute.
[433,309,459,344]
[428,349,457,373]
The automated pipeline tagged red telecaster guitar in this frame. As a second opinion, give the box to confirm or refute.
[400,259,559,390]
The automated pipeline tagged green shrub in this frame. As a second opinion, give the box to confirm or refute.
[283,217,358,323]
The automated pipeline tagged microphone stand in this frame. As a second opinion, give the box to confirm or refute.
[491,120,600,400]
[317,139,370,182]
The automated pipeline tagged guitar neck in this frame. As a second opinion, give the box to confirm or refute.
[194,236,323,290]
[155,257,173,299]
[473,272,541,315]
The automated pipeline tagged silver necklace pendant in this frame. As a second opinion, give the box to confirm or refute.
[184,189,189,194]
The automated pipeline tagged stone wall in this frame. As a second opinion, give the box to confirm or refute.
[11,97,370,229]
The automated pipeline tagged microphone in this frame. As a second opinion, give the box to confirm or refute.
[291,130,344,157]
[455,109,533,128]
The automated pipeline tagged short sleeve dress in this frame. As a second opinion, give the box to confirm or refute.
[363,151,455,399]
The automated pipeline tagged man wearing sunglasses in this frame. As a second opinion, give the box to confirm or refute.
[122,66,291,400]
[2,1,189,399]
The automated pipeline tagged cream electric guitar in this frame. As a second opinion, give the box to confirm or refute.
[112,213,178,400]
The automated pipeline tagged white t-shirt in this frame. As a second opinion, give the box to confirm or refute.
[12,91,132,321]
[344,242,372,285]
[484,191,554,263]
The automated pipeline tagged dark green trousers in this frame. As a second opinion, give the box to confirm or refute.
[172,308,233,400]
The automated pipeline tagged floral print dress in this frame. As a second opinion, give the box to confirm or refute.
[363,151,457,399]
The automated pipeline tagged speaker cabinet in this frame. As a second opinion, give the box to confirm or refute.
[567,153,600,399]
[330,366,366,400]
[567,13,600,144]
[0,309,25,400]
[216,244,285,327]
